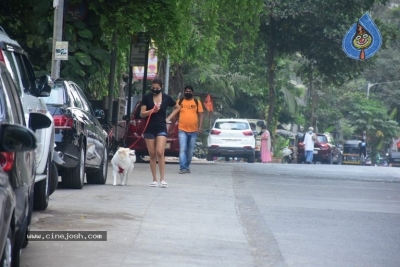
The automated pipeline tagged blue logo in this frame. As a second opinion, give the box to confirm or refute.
[342,13,382,61]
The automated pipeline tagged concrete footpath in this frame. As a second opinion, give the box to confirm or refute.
[21,159,256,267]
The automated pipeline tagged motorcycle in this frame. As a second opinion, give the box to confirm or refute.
[281,146,293,163]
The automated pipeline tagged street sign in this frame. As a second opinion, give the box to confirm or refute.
[130,33,149,66]
[55,41,68,60]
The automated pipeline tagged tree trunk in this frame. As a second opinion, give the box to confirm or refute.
[266,44,276,128]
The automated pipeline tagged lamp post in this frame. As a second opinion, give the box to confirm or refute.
[367,81,400,99]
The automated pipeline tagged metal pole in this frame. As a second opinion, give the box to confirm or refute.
[126,39,133,120]
[51,0,64,79]
[142,43,150,96]
[164,53,170,94]
[107,32,117,125]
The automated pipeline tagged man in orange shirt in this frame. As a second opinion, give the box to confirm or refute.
[167,85,204,174]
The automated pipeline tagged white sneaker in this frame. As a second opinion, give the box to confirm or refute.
[150,181,158,187]
[160,181,168,188]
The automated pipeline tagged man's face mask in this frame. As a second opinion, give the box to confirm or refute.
[184,92,193,98]
[309,130,313,134]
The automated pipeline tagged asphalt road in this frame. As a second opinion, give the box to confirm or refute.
[20,161,400,267]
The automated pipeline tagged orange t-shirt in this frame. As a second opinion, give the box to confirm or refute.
[177,98,204,132]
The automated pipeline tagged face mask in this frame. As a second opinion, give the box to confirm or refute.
[309,131,313,134]
[151,88,162,95]
[184,93,193,99]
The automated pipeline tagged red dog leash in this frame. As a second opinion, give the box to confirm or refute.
[128,106,155,149]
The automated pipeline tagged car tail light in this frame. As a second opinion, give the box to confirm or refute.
[210,145,219,148]
[0,152,15,172]
[53,115,73,129]
[320,143,329,150]
[0,50,4,63]
[243,146,252,148]
[242,130,253,136]
[210,129,221,135]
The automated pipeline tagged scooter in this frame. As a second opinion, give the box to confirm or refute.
[282,146,293,163]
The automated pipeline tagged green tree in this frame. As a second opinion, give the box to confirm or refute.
[259,0,389,129]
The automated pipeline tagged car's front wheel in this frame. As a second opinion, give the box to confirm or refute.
[49,162,58,195]
[62,146,85,189]
[33,153,50,210]
[1,225,13,267]
[87,146,108,184]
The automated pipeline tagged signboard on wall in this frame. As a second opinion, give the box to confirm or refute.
[133,43,157,80]
[55,41,68,60]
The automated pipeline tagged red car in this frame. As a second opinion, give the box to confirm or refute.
[125,100,180,162]
[296,133,333,164]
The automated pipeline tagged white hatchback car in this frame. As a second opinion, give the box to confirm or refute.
[207,118,256,163]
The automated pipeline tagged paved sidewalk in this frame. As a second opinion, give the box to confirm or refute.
[21,160,255,267]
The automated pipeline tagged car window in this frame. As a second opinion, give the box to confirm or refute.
[215,121,250,130]
[0,75,5,120]
[43,83,66,105]
[13,53,35,93]
[73,84,93,114]
[3,70,25,124]
[1,50,23,96]
[0,70,19,124]
[68,83,83,109]
[317,135,327,143]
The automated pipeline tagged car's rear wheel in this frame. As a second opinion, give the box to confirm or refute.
[33,153,50,210]
[248,153,255,163]
[206,152,213,162]
[1,225,13,267]
[325,154,333,165]
[87,146,108,184]
[136,154,147,163]
[62,146,85,189]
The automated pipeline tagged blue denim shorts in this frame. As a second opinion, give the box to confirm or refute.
[143,132,167,139]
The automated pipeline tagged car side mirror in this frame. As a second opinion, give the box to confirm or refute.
[0,124,37,152]
[37,75,53,97]
[29,113,52,131]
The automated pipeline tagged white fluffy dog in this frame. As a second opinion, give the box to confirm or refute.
[111,148,136,186]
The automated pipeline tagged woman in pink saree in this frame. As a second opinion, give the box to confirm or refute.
[260,125,272,163]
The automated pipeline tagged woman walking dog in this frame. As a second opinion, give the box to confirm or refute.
[140,77,180,187]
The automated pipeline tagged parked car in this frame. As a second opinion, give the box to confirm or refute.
[297,133,333,164]
[206,118,256,163]
[0,26,57,210]
[0,61,51,266]
[42,79,108,189]
[125,100,180,162]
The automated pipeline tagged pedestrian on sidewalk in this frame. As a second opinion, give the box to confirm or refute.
[167,85,204,174]
[260,125,272,163]
[140,77,180,187]
[304,126,317,164]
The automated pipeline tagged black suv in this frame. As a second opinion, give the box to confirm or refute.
[0,61,51,266]
[43,79,108,189]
